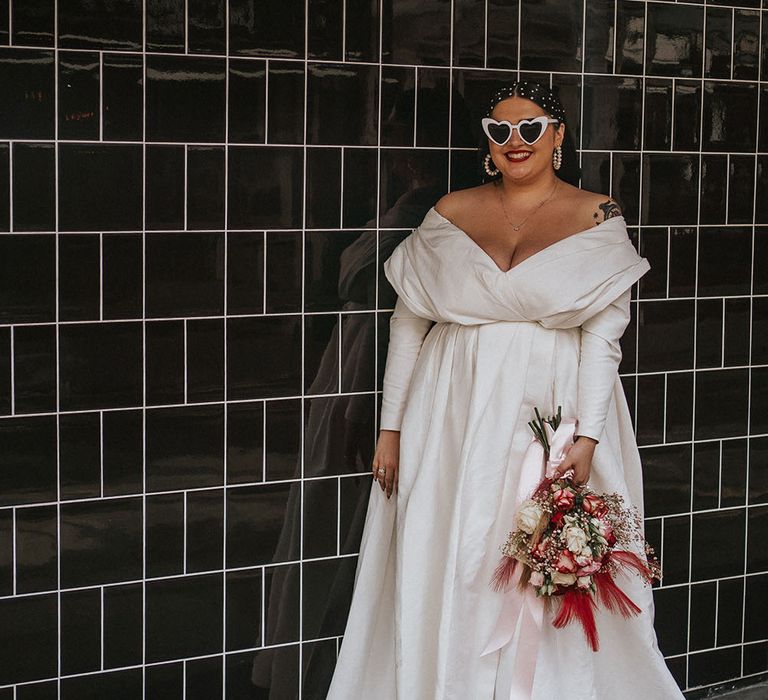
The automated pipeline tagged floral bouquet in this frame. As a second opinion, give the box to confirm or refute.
[490,406,661,652]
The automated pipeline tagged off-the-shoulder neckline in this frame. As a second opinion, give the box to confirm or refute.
[427,206,626,275]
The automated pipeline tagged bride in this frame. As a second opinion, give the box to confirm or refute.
[326,81,685,699]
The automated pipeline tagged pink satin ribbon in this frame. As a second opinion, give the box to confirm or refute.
[480,417,577,700]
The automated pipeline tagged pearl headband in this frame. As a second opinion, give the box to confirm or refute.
[484,81,567,125]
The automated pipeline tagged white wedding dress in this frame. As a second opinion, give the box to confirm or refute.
[326,206,685,700]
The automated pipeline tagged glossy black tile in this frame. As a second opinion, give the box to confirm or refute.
[188,146,225,229]
[662,515,690,585]
[226,483,298,567]
[748,437,768,506]
[744,574,768,643]
[342,149,378,228]
[519,0,582,72]
[229,0,306,59]
[146,405,224,491]
[145,662,184,700]
[728,156,756,225]
[0,49,55,140]
[415,70,451,148]
[666,372,693,443]
[146,0,185,53]
[758,160,768,225]
[700,155,728,225]
[584,0,613,74]
[743,641,768,677]
[265,399,302,481]
[306,148,341,227]
[228,58,266,144]
[645,3,703,77]
[58,51,100,140]
[145,146,185,230]
[145,573,223,662]
[717,577,744,647]
[638,228,667,299]
[0,144,7,231]
[146,493,184,577]
[263,563,301,644]
[747,505,768,574]
[751,367,768,435]
[452,0,484,68]
[303,479,338,559]
[103,233,142,320]
[103,583,143,668]
[11,1,54,47]
[227,316,302,400]
[15,681,57,700]
[643,80,672,151]
[583,76,642,151]
[694,368,749,440]
[703,82,758,152]
[381,0,450,66]
[636,374,665,446]
[688,646,741,688]
[187,319,225,402]
[265,231,302,313]
[146,55,226,143]
[60,669,143,700]
[58,0,141,50]
[60,588,100,675]
[226,568,262,651]
[615,0,645,75]
[673,80,701,152]
[668,228,696,299]
[0,328,9,416]
[226,401,264,485]
[705,8,732,80]
[59,234,100,321]
[308,0,343,61]
[13,143,55,231]
[0,415,57,507]
[733,10,760,81]
[59,322,143,411]
[15,505,57,593]
[188,0,226,54]
[691,508,746,581]
[641,154,699,226]
[146,321,185,405]
[185,658,223,700]
[146,232,224,317]
[303,557,355,639]
[0,235,55,323]
[60,497,143,587]
[102,409,143,496]
[380,66,415,147]
[723,298,750,367]
[641,444,692,517]
[0,510,12,596]
[693,441,719,512]
[339,475,369,555]
[186,489,224,572]
[696,298,723,368]
[304,314,340,395]
[637,300,695,372]
[102,53,143,142]
[14,325,56,413]
[302,638,337,700]
[268,61,306,145]
[227,232,264,315]
[0,593,57,685]
[689,581,716,651]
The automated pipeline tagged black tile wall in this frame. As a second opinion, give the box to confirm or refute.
[0,0,766,697]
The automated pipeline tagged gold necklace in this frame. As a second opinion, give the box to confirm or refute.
[496,178,560,232]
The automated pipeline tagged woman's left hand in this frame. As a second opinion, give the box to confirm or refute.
[551,435,598,486]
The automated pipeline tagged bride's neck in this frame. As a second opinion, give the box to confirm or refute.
[494,173,561,204]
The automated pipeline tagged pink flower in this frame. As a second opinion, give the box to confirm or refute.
[529,571,545,587]
[550,511,565,529]
[582,494,608,518]
[577,559,602,576]
[555,549,577,573]
[552,487,576,511]
[532,536,551,560]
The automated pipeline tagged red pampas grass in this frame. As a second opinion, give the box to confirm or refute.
[552,589,600,652]
[490,556,518,592]
[593,571,642,618]
[611,549,655,580]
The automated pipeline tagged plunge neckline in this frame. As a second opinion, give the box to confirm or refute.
[428,206,625,275]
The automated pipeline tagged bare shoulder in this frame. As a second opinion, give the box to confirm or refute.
[434,185,489,220]
[582,190,623,225]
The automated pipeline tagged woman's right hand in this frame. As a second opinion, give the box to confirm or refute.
[372,429,400,499]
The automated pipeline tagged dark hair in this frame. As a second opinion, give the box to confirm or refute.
[477,81,581,187]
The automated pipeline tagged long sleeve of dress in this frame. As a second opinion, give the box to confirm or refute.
[575,287,633,443]
[379,296,434,431]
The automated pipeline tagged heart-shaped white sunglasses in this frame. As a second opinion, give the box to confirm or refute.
[481,116,560,146]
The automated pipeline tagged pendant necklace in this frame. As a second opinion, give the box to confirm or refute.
[496,178,560,231]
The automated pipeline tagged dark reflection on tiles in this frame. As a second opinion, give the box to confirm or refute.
[60,588,100,675]
[668,228,696,298]
[0,593,58,685]
[103,583,142,668]
[380,66,415,147]
[584,0,613,75]
[146,55,226,143]
[691,508,746,581]
[637,300,694,372]
[695,299,723,368]
[265,231,302,313]
[636,374,665,446]
[486,0,518,69]
[379,149,447,226]
[14,325,56,414]
[0,49,55,140]
[11,2,54,47]
[226,401,264,485]
[58,51,99,141]
[186,489,224,573]
[0,511,12,596]
[146,574,223,663]
[700,155,727,225]
[146,493,185,577]
[665,372,693,443]
[304,315,339,395]
[733,10,760,81]
[641,443,691,517]
[743,641,768,677]
[303,479,338,559]
[342,148,379,228]
[188,0,226,54]
[145,663,184,700]
[641,154,698,225]
[693,441,719,512]
[60,497,143,588]
[756,228,768,294]
[103,409,143,496]
[747,506,768,574]
[520,0,582,72]
[339,474,370,555]
[0,145,7,231]
[146,232,224,318]
[60,669,143,700]
[717,577,745,647]
[59,234,99,321]
[704,8,732,79]
[345,0,379,62]
[146,0,185,53]
[145,145,185,231]
[638,228,667,298]
[146,405,225,492]
[228,146,304,230]
[341,312,375,393]
[645,3,703,77]
[695,368,749,440]
[643,80,672,151]
[0,416,57,507]
[16,505,57,593]
[0,329,8,416]
[268,61,305,145]
[60,413,102,499]
[229,0,306,59]
[265,399,302,481]
[381,0,451,66]
[583,76,642,150]
[59,322,143,411]
[615,1,645,75]
[186,656,223,700]
[302,557,356,639]
[306,148,342,227]
[689,582,716,651]
[754,297,768,366]
[652,586,688,657]
[227,232,265,315]
[228,58,266,144]
[146,321,185,406]
[748,437,768,506]
[0,235,55,323]
[13,143,56,232]
[307,63,378,146]
[662,515,690,586]
[187,319,225,403]
[59,144,143,232]
[187,146,225,229]
[687,647,741,689]
[703,82,758,152]
[452,0,485,68]
[226,568,262,651]
[58,0,142,50]
[103,234,142,320]
[308,0,343,59]
[306,230,372,312]
[744,574,768,643]
[723,298,750,367]
[302,637,337,700]
[227,484,298,567]
[698,227,752,297]
[262,564,301,646]
[16,681,58,700]
[728,155,756,224]
[673,80,700,151]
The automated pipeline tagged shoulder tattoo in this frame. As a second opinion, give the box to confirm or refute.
[595,199,622,223]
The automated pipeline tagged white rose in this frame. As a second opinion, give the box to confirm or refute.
[564,525,589,553]
[516,500,543,535]
[577,575,592,589]
[529,571,545,587]
[551,571,577,587]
